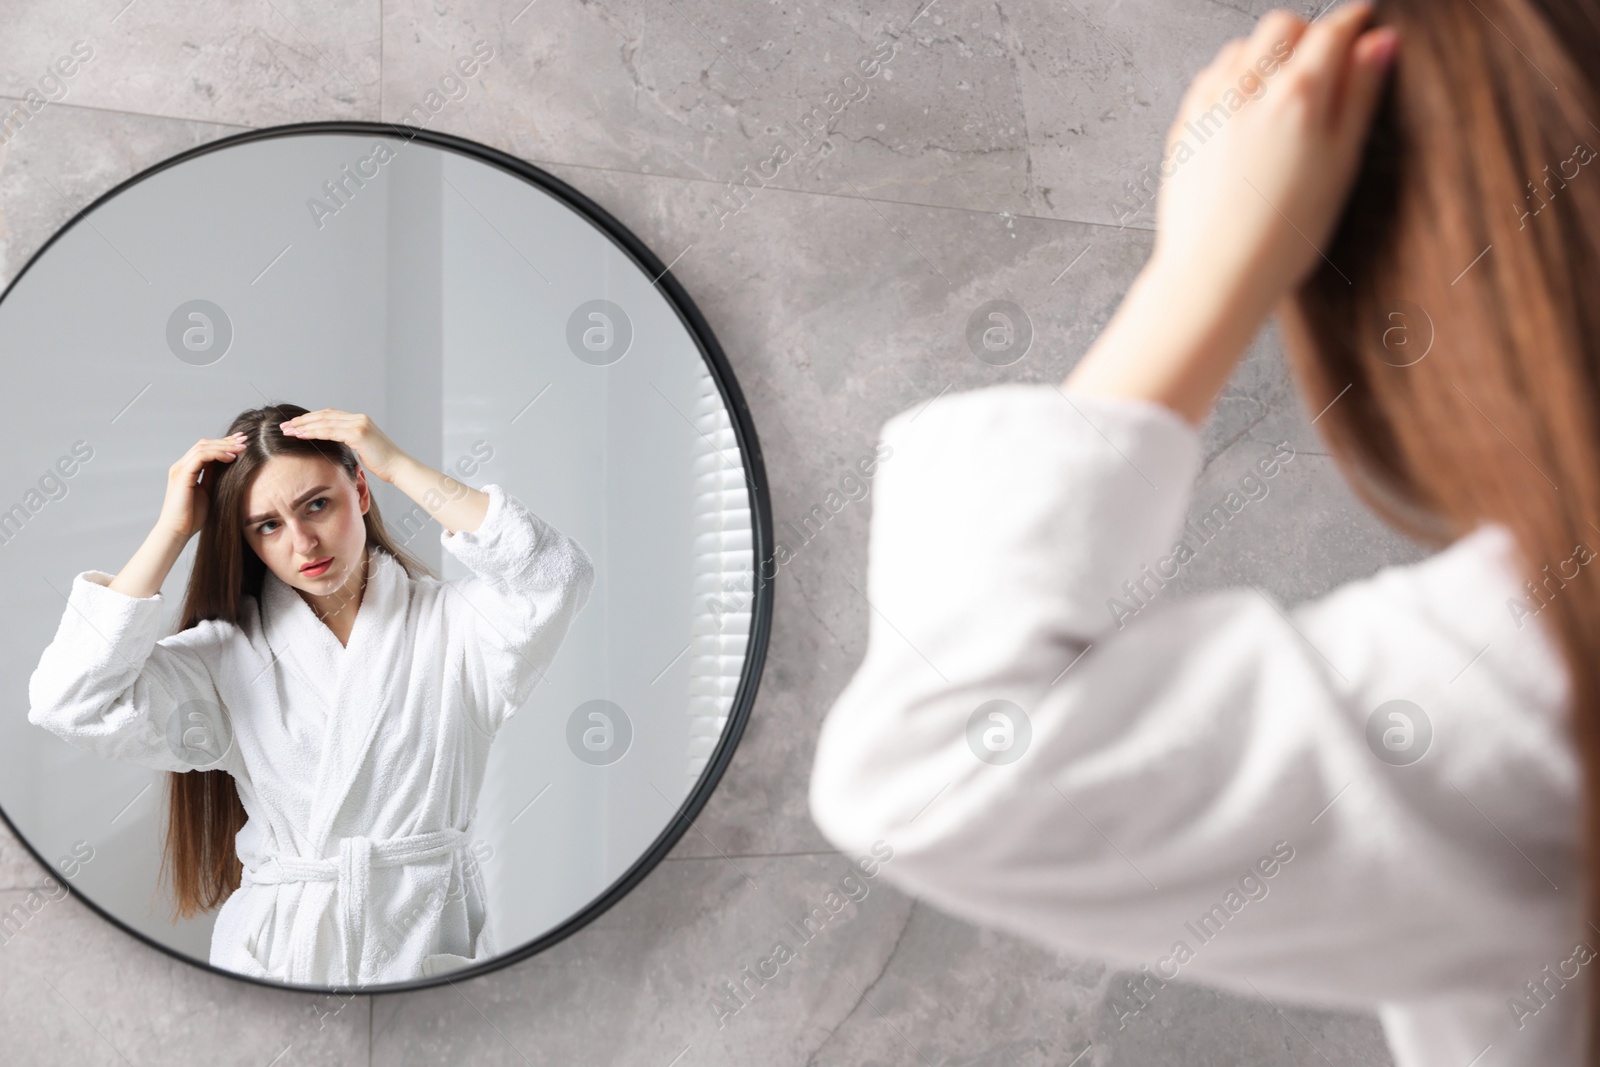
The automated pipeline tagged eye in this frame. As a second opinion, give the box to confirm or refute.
[252,497,329,536]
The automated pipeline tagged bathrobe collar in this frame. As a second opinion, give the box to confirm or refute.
[260,546,413,855]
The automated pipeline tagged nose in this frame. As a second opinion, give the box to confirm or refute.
[286,518,319,558]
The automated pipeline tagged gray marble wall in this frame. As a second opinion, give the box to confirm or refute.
[0,1,1421,1063]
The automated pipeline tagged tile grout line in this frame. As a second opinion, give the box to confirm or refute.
[662,849,844,861]
[0,94,1158,239]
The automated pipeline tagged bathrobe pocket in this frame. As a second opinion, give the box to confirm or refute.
[211,884,279,979]
[417,950,478,978]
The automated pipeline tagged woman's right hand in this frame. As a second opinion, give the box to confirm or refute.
[158,433,247,540]
[1149,2,1395,313]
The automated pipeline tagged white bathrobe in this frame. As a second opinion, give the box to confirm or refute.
[808,384,1587,1066]
[28,482,595,987]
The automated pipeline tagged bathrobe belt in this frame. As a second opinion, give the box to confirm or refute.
[240,827,471,983]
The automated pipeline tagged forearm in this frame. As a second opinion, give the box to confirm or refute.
[1061,256,1275,429]
[110,526,188,599]
[386,453,490,535]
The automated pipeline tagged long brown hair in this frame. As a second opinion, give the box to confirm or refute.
[161,403,434,919]
[1286,0,1600,1054]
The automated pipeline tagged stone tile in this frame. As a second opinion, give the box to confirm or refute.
[376,0,1359,230]
[810,913,1394,1066]
[1096,977,1394,1066]
[0,817,54,890]
[0,887,369,1066]
[0,95,241,286]
[372,0,1188,225]
[372,850,915,1066]
[372,850,1391,1065]
[0,3,379,129]
[1006,0,1335,228]
[382,0,1010,208]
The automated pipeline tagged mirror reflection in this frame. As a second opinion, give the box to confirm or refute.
[0,126,766,990]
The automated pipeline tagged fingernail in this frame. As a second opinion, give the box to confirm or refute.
[1370,29,1397,65]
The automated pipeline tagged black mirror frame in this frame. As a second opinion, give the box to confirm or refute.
[0,119,774,996]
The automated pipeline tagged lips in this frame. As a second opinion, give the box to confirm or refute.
[300,556,333,577]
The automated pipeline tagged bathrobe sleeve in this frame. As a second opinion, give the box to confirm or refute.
[28,571,240,774]
[440,482,596,735]
[807,382,1573,1012]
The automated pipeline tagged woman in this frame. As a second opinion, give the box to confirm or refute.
[27,404,595,986]
[810,1,1598,1064]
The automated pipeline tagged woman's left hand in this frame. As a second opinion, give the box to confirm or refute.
[279,410,409,484]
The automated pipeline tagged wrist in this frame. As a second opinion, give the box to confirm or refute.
[1063,255,1276,427]
[380,451,419,486]
[152,522,194,548]
[1137,251,1271,322]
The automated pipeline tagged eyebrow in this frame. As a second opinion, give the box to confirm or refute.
[246,485,334,526]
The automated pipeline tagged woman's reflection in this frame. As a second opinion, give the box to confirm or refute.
[26,403,595,986]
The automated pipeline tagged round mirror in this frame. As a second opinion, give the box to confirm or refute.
[0,121,772,993]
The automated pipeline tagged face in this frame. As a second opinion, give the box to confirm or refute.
[240,453,370,603]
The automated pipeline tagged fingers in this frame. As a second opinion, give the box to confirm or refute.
[178,436,246,475]
[199,437,244,459]
[279,409,347,437]
[1244,9,1309,84]
[1291,0,1378,116]
[280,414,321,437]
[1187,9,1308,117]
[1335,25,1398,137]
